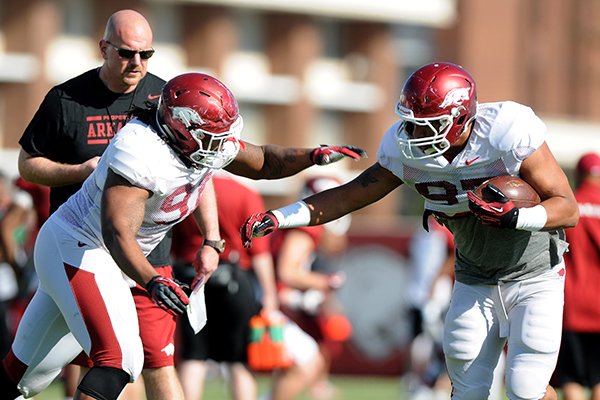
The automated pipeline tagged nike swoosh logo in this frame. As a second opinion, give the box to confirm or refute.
[465,156,480,165]
[489,205,504,213]
[147,94,160,100]
[77,241,87,247]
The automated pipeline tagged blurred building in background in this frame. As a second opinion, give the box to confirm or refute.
[0,0,600,374]
[1,0,599,224]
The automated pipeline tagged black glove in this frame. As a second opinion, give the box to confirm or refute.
[310,145,367,165]
[240,211,279,248]
[467,183,519,228]
[146,275,190,315]
[174,278,192,296]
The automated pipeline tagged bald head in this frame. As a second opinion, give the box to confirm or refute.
[99,9,154,93]
[103,9,153,46]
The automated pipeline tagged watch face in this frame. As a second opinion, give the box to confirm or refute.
[205,239,225,253]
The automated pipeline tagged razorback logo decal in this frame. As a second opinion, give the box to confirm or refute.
[440,87,470,109]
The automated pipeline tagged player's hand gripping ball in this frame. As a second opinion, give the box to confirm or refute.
[468,175,540,228]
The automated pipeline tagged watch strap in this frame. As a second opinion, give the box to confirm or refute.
[203,239,226,254]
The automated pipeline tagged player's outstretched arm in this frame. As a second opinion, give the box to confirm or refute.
[225,142,366,180]
[241,162,401,247]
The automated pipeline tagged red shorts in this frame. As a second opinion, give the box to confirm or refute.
[132,266,177,368]
[72,266,177,369]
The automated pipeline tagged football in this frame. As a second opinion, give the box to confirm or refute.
[474,175,541,208]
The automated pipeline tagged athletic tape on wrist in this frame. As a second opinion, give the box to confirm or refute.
[271,201,311,228]
[515,204,547,231]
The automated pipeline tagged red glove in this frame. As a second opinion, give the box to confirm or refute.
[467,183,519,228]
[241,212,279,248]
[310,145,367,165]
[146,276,190,315]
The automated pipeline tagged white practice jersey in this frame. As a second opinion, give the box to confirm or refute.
[379,101,545,216]
[378,101,568,284]
[54,119,212,255]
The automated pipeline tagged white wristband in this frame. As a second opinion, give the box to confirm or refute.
[271,201,311,228]
[515,204,547,231]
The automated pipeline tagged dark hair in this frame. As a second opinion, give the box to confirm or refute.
[129,102,158,125]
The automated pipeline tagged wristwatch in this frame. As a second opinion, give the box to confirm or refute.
[203,239,226,254]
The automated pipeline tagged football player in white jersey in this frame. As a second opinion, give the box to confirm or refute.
[242,62,579,400]
[0,72,366,400]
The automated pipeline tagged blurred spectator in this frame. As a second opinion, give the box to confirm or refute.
[402,217,454,400]
[555,152,600,400]
[269,176,352,400]
[9,177,51,297]
[0,172,35,357]
[173,174,279,400]
[12,177,51,244]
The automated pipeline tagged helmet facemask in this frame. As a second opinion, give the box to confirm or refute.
[396,104,467,160]
[184,114,243,169]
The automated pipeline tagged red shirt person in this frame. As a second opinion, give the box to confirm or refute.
[563,153,600,331]
[172,174,277,400]
[555,152,600,399]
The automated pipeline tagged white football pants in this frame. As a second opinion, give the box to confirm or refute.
[7,219,143,398]
[444,263,565,400]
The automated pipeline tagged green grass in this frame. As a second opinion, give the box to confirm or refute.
[34,374,402,400]
[34,373,570,399]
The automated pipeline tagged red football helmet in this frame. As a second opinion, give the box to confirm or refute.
[395,62,477,159]
[157,72,243,168]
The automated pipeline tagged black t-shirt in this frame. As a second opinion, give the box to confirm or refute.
[19,68,172,266]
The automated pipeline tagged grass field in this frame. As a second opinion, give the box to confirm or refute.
[34,374,404,400]
[32,373,571,399]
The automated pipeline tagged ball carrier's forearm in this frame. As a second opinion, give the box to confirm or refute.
[240,191,355,249]
[274,191,353,228]
[240,163,401,248]
[276,167,398,227]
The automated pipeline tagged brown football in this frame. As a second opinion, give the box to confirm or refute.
[474,175,541,208]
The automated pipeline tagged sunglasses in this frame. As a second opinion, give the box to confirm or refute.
[105,41,155,60]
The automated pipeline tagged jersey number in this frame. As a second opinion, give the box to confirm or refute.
[414,177,490,205]
[156,183,199,224]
